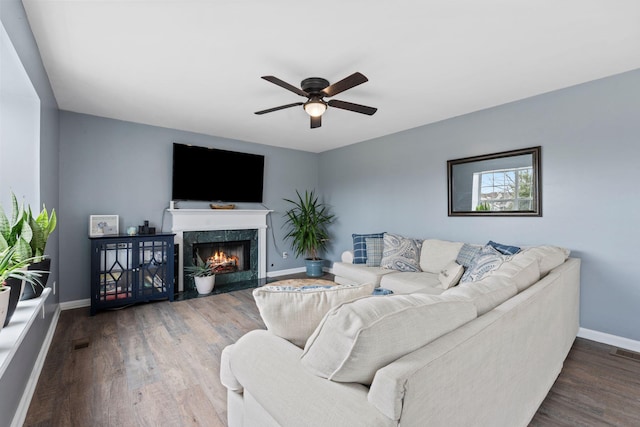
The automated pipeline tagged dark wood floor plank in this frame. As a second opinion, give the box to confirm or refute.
[23,272,640,426]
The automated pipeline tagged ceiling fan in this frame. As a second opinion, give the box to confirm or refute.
[255,72,377,129]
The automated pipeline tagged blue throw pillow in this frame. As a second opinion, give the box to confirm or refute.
[460,245,507,283]
[456,243,483,268]
[365,237,384,267]
[352,232,385,264]
[487,240,521,255]
[372,288,394,295]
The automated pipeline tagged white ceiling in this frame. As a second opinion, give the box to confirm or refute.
[21,0,640,153]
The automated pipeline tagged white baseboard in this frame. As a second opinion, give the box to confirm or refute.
[11,304,61,427]
[578,327,640,352]
[59,298,90,310]
[266,267,306,278]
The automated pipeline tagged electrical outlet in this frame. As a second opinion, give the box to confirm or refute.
[282,251,288,259]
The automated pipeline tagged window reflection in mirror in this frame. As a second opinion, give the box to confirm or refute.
[448,147,541,216]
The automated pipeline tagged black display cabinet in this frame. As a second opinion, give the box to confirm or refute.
[89,233,175,315]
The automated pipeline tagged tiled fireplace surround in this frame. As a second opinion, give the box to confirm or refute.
[166,209,271,292]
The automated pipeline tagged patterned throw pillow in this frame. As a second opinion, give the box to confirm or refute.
[379,233,423,272]
[365,237,384,267]
[460,245,507,283]
[352,232,385,264]
[487,240,521,255]
[456,243,483,268]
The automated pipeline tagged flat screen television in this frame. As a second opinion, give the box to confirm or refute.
[172,143,265,203]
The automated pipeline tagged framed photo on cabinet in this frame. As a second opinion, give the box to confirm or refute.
[89,215,119,237]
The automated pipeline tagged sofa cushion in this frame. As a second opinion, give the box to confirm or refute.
[419,239,464,273]
[380,233,422,272]
[332,261,399,286]
[439,261,465,289]
[460,245,507,283]
[488,250,541,292]
[352,232,385,264]
[380,272,444,295]
[456,243,483,268]
[365,237,384,267]
[487,240,521,255]
[444,275,518,315]
[253,282,375,348]
[522,245,570,276]
[301,294,477,385]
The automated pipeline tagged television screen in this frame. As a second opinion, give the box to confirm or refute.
[172,143,264,203]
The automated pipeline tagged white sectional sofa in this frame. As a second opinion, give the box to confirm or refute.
[220,236,581,427]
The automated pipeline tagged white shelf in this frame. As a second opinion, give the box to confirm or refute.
[0,288,52,379]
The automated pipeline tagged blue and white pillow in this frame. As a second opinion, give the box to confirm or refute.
[365,237,384,267]
[487,240,521,255]
[379,233,423,272]
[460,245,507,283]
[352,232,385,264]
[456,243,483,268]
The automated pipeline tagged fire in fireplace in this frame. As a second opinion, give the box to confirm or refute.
[192,240,251,276]
[207,250,239,274]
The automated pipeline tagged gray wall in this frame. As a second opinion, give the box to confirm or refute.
[59,112,320,302]
[320,68,640,342]
[0,0,60,423]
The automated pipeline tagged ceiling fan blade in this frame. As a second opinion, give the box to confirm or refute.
[255,102,303,115]
[310,115,321,129]
[322,72,368,97]
[328,99,377,116]
[261,76,309,97]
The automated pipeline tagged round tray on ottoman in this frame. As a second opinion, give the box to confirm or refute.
[266,278,337,288]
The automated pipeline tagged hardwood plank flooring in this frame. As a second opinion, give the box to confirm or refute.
[25,275,640,426]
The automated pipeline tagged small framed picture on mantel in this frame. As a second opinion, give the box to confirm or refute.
[89,215,119,237]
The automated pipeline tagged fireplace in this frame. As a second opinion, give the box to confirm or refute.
[166,208,271,292]
[182,229,259,290]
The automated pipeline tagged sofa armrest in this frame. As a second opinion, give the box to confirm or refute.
[226,330,395,427]
[220,344,243,392]
[341,250,354,263]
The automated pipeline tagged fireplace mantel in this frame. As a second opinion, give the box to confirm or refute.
[167,209,272,231]
[166,209,272,291]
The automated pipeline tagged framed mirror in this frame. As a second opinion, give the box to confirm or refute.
[448,146,541,216]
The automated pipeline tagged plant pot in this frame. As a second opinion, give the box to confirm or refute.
[194,275,215,294]
[305,259,325,278]
[4,277,25,327]
[21,258,51,301]
[0,286,10,330]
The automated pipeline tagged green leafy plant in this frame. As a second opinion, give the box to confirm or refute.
[27,203,57,261]
[475,202,491,211]
[0,192,56,264]
[0,246,43,290]
[184,253,215,277]
[283,190,335,260]
[0,192,33,262]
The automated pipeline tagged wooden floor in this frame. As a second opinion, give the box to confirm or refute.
[25,277,640,426]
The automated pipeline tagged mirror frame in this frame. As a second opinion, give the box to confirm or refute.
[447,146,542,217]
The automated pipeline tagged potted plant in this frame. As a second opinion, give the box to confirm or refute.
[0,246,44,328]
[23,203,56,300]
[184,253,215,294]
[0,192,56,300]
[283,190,335,277]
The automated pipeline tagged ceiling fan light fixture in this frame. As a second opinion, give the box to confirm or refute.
[304,98,327,117]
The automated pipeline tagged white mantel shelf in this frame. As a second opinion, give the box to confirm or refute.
[166,209,272,291]
[166,209,272,232]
